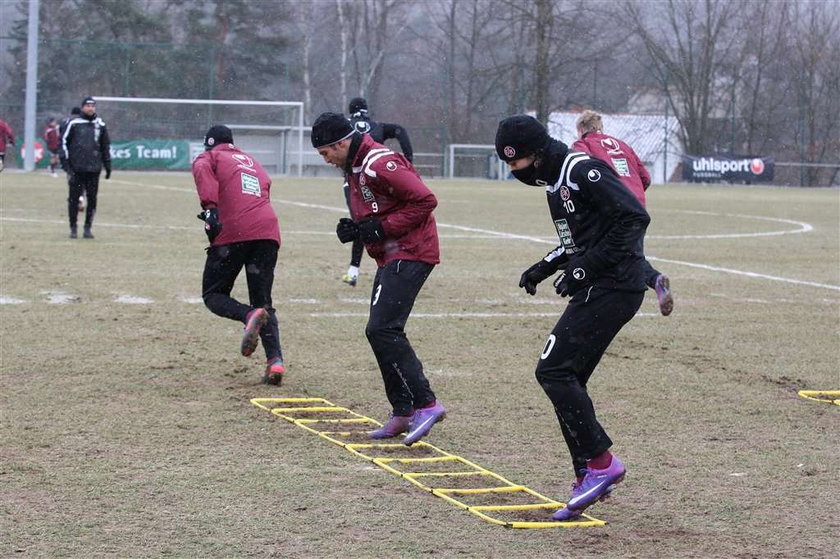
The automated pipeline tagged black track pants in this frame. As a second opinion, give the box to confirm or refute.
[535,286,644,476]
[366,260,436,416]
[202,240,283,362]
[68,171,99,229]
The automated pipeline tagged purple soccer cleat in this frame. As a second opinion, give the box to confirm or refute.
[403,401,446,445]
[654,274,673,316]
[369,413,412,439]
[566,456,625,512]
[551,481,616,521]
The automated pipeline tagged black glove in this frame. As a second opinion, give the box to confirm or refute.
[358,218,385,243]
[336,217,360,244]
[518,248,567,295]
[553,262,589,297]
[104,164,111,179]
[197,208,222,243]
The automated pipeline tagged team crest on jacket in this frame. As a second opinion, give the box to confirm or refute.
[587,169,601,182]
[503,146,516,158]
[560,185,571,201]
[386,160,397,171]
[232,153,255,170]
[600,137,622,155]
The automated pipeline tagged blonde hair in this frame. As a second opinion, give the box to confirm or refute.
[576,110,603,136]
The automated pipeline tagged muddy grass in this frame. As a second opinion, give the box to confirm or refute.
[2,174,838,557]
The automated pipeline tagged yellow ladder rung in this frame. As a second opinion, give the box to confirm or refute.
[435,485,526,495]
[471,503,561,512]
[296,418,376,424]
[273,406,350,413]
[377,455,460,464]
[346,443,419,450]
[405,471,489,478]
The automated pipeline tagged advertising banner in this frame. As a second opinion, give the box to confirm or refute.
[110,140,190,169]
[682,155,774,183]
[15,138,191,170]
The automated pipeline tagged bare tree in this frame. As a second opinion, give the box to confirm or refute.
[625,0,743,153]
[787,0,840,185]
[336,0,349,107]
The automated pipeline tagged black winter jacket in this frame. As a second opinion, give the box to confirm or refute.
[60,113,111,174]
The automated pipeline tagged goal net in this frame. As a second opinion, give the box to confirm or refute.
[448,144,507,180]
[92,97,305,175]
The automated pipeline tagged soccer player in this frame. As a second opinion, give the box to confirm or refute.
[495,115,651,520]
[193,125,286,386]
[311,111,445,445]
[60,97,111,239]
[0,118,14,173]
[573,110,673,315]
[340,97,415,287]
[43,118,60,177]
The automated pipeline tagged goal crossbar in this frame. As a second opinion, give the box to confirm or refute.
[448,143,506,180]
[94,96,305,176]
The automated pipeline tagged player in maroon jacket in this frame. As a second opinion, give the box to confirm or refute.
[0,118,14,173]
[311,112,446,446]
[193,125,286,385]
[43,118,60,177]
[573,110,673,316]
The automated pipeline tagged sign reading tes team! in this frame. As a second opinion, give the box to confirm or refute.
[682,154,774,183]
[110,140,190,169]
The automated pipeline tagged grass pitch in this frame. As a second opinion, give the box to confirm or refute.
[1,171,838,557]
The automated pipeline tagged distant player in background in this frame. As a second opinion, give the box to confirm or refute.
[0,118,15,173]
[573,110,673,316]
[60,97,111,239]
[312,111,445,445]
[340,97,415,287]
[43,118,60,177]
[193,125,286,386]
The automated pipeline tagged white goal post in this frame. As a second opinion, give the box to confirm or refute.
[448,143,507,180]
[94,96,305,176]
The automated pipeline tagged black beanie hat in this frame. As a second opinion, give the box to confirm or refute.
[81,96,96,106]
[495,115,551,162]
[70,107,81,115]
[204,125,234,150]
[311,112,355,148]
[348,97,368,115]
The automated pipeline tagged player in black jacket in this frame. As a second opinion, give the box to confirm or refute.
[339,97,415,286]
[496,115,650,522]
[60,97,111,239]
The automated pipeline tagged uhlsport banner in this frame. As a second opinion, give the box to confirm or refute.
[682,155,774,183]
[16,138,191,170]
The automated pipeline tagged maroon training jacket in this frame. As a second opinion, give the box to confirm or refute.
[192,143,281,247]
[346,134,440,267]
[573,131,651,207]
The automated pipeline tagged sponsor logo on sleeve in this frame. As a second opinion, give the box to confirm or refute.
[386,160,397,172]
[587,169,601,182]
[572,267,586,280]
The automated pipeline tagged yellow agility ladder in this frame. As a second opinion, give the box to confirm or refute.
[797,390,840,406]
[251,397,606,529]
